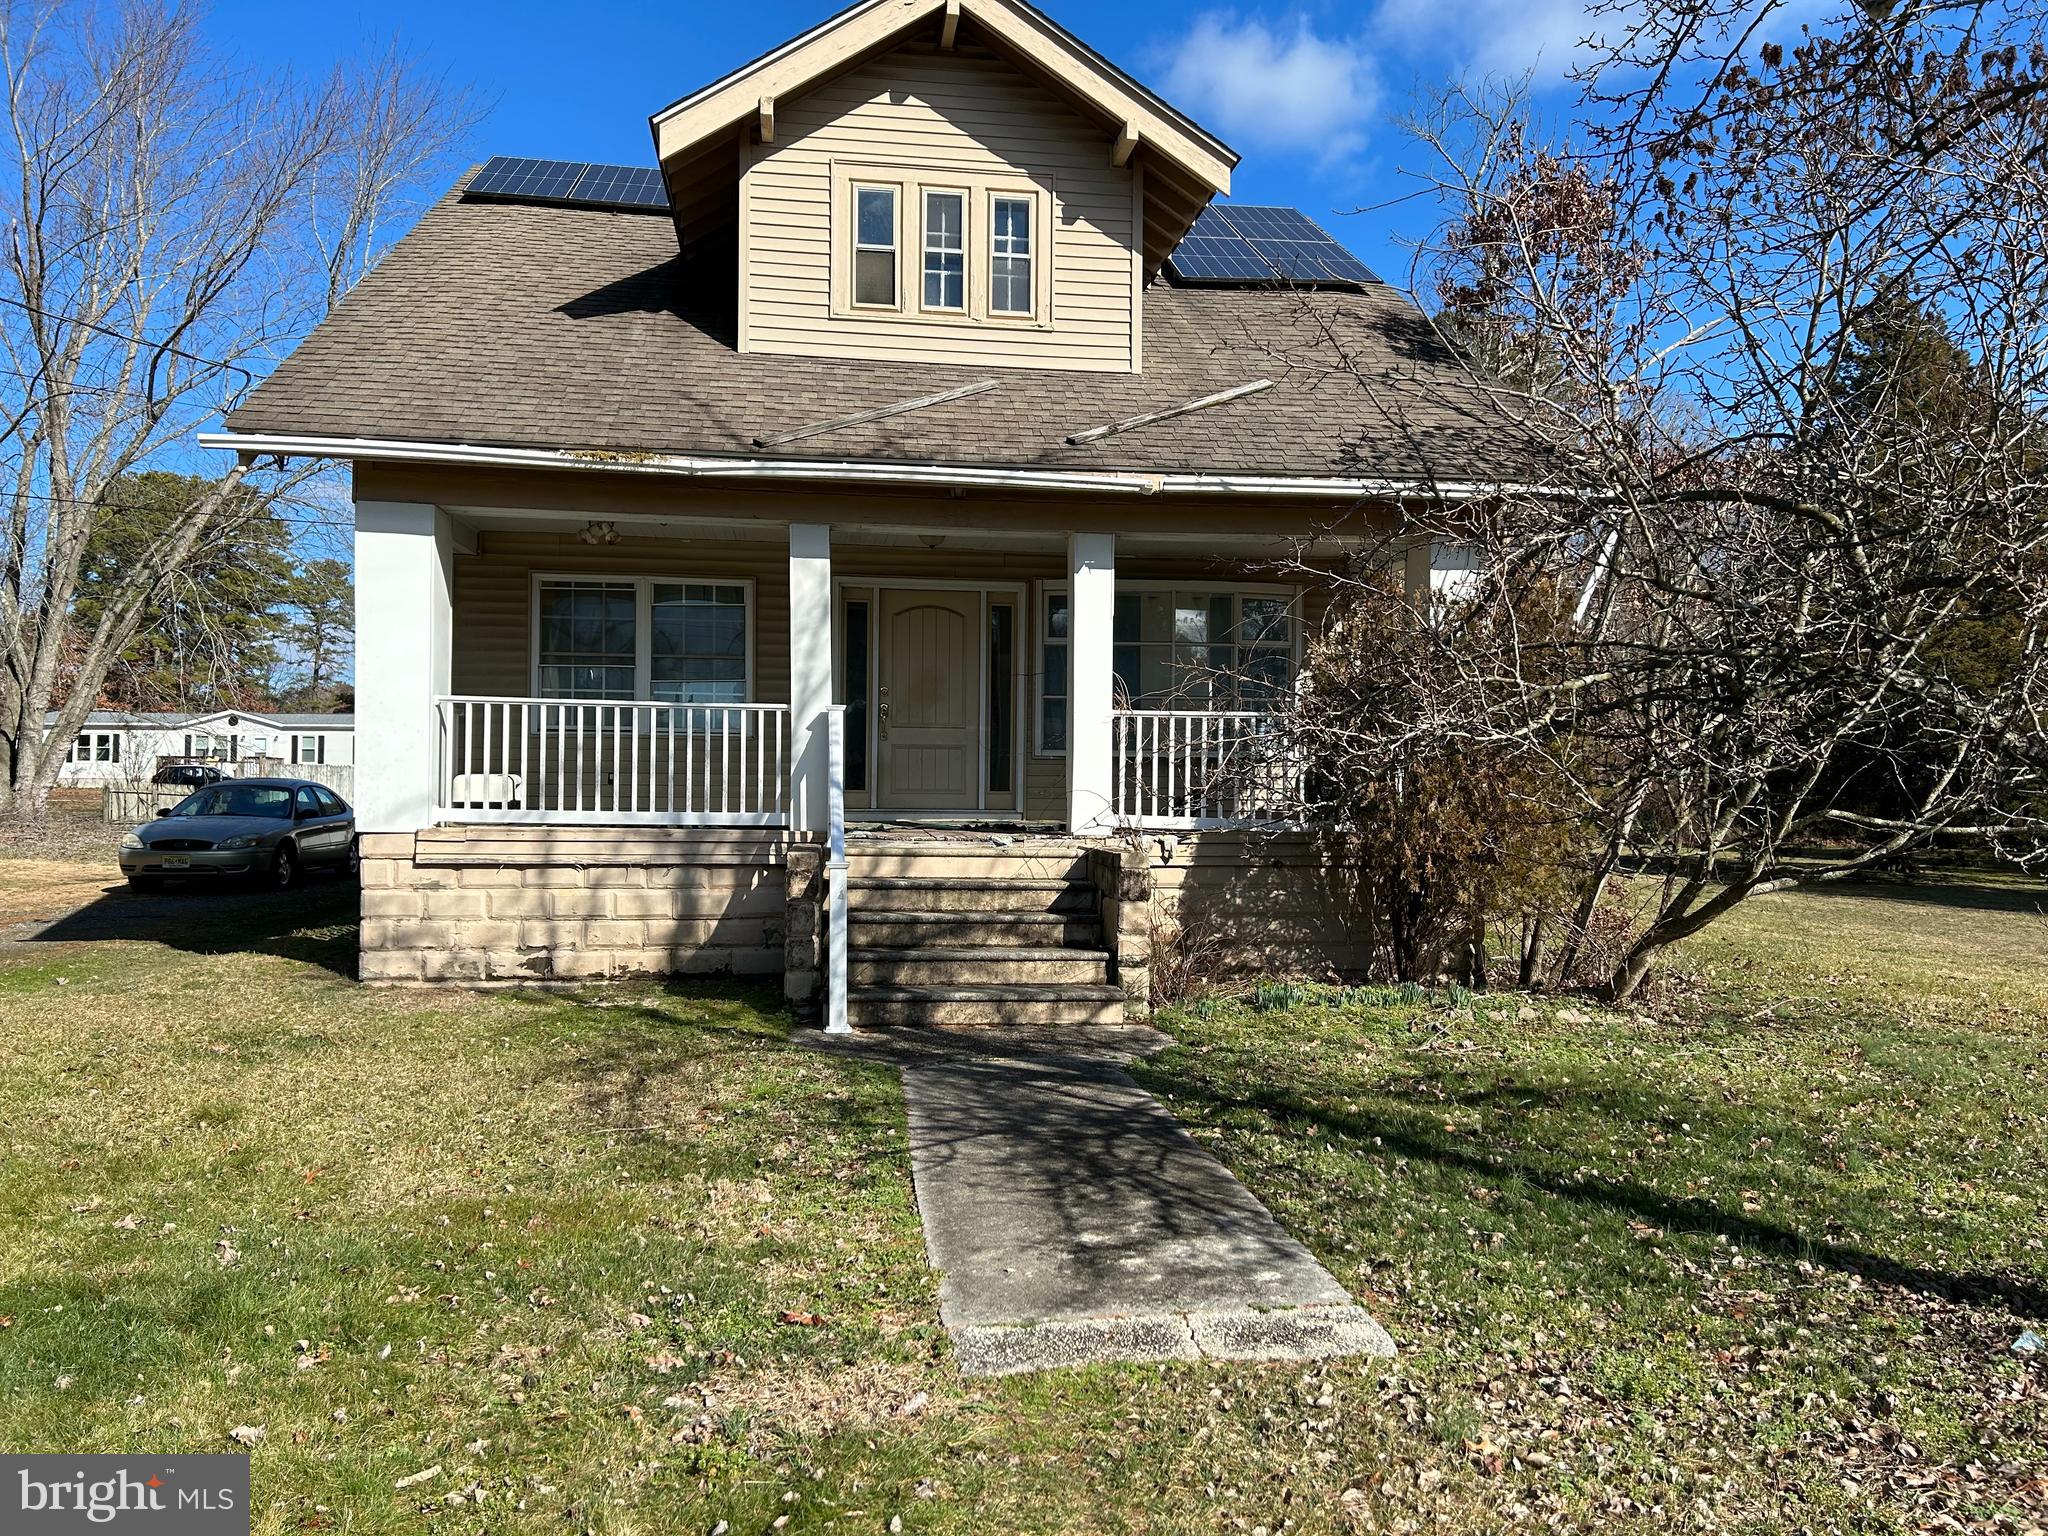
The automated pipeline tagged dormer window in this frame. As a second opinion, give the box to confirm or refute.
[990,196,1035,317]
[852,184,898,307]
[826,163,1053,330]
[922,190,966,312]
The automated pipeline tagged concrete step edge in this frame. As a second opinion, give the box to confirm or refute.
[856,991,1130,1003]
[848,876,1084,891]
[847,947,1111,962]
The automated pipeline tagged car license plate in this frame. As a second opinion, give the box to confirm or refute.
[160,854,190,870]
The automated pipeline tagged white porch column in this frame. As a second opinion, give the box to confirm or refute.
[1066,530,1116,834]
[354,501,453,833]
[1404,536,1480,606]
[788,523,834,832]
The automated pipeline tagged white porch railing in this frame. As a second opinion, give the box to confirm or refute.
[1111,709,1300,829]
[433,696,790,826]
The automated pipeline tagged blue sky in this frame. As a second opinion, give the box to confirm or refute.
[201,0,1602,291]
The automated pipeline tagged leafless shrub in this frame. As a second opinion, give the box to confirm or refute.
[1146,907,1229,1010]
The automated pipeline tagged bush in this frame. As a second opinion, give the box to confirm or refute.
[1287,589,1583,986]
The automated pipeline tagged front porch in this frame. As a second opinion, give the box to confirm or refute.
[353,492,1376,1014]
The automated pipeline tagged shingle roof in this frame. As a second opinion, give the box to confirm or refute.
[227,180,1544,483]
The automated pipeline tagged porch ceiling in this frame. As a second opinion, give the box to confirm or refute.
[440,504,1370,559]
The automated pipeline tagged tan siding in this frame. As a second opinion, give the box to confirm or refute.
[452,531,792,703]
[742,44,1139,373]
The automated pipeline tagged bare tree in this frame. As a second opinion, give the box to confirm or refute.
[0,0,471,818]
[1277,0,2048,1000]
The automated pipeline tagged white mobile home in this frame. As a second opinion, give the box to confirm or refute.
[51,709,356,787]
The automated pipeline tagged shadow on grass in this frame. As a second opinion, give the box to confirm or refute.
[1145,1063,2048,1321]
[1785,874,2048,919]
[22,875,359,980]
[496,980,905,1163]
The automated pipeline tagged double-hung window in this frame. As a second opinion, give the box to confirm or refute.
[649,583,748,704]
[921,190,966,311]
[536,579,638,700]
[68,730,119,763]
[534,576,753,704]
[990,195,1035,316]
[1036,586,1297,752]
[852,184,899,308]
[1112,590,1295,710]
[291,734,325,765]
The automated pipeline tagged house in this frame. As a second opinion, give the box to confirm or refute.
[51,709,356,787]
[202,0,1529,1021]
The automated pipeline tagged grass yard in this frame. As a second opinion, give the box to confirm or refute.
[0,850,2042,1534]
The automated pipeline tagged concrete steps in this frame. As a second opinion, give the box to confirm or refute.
[851,910,1104,948]
[842,846,1122,1028]
[850,947,1112,988]
[849,876,1093,915]
[847,984,1128,1027]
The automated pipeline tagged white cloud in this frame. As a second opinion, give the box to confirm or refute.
[1372,0,1604,83]
[1156,12,1379,165]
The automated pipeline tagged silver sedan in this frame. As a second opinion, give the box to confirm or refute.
[119,778,358,892]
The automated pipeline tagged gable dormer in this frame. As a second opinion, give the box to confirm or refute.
[650,0,1235,375]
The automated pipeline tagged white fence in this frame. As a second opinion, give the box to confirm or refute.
[1111,709,1300,829]
[433,696,791,826]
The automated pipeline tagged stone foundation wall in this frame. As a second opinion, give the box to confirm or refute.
[358,826,794,984]
[1135,831,1372,985]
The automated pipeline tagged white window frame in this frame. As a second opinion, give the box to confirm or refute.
[919,186,969,315]
[292,734,325,765]
[68,729,120,764]
[849,180,902,311]
[987,191,1039,319]
[1033,580,1303,757]
[829,160,1054,328]
[529,572,756,707]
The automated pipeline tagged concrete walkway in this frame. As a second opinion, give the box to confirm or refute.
[828,1025,1394,1376]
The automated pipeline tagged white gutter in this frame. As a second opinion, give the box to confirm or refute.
[197,429,1523,503]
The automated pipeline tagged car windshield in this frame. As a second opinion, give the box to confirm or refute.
[169,784,294,819]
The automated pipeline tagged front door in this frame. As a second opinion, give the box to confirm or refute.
[877,588,980,810]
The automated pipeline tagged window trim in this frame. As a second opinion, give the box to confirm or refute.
[919,185,969,315]
[528,572,757,706]
[1032,580,1303,758]
[849,179,902,312]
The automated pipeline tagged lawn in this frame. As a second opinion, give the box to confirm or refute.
[0,849,2042,1534]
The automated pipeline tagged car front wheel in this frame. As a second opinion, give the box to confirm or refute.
[269,843,297,890]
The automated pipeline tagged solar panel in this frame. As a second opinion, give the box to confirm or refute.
[567,164,669,210]
[1166,204,1378,288]
[464,156,671,213]
[465,157,586,202]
